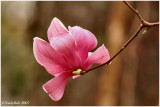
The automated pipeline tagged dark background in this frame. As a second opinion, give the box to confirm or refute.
[1,1,159,106]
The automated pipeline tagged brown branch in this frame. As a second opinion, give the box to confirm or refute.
[123,1,159,28]
[123,1,144,23]
[80,1,159,75]
[85,24,144,74]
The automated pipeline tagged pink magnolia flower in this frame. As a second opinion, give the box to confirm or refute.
[33,17,110,101]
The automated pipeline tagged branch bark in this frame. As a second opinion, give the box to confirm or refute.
[80,1,159,75]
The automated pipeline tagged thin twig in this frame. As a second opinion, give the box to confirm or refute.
[123,1,159,28]
[123,1,144,23]
[80,1,159,75]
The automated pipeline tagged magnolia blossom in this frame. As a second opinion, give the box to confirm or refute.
[33,17,110,101]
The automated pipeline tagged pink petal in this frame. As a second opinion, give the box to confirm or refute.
[82,44,110,70]
[43,72,72,101]
[47,17,69,42]
[68,26,97,63]
[72,75,80,79]
[33,37,70,75]
[50,34,82,70]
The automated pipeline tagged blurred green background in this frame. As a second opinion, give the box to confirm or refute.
[1,1,159,106]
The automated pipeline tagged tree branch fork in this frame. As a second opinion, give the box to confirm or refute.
[79,1,159,75]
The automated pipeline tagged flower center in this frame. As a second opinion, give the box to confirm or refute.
[72,68,86,75]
